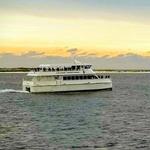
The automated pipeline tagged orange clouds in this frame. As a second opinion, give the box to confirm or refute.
[1,14,150,57]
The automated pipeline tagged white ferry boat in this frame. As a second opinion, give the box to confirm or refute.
[23,62,112,93]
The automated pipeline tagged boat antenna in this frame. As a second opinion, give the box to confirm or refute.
[68,49,81,64]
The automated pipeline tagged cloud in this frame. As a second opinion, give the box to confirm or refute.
[78,52,97,57]
[67,48,78,58]
[67,48,78,55]
[0,52,72,68]
[0,51,150,69]
[22,51,45,57]
[79,53,150,69]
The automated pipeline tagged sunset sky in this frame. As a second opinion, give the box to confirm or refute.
[1,0,150,68]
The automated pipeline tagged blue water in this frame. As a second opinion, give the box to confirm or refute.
[0,73,150,149]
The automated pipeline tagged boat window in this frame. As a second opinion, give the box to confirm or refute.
[89,76,92,79]
[62,75,101,81]
[33,68,40,72]
[92,76,95,79]
[76,76,79,80]
[80,76,83,80]
[24,76,33,81]
[105,75,110,78]
[85,65,91,69]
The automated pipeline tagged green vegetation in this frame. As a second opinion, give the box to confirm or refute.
[0,67,31,72]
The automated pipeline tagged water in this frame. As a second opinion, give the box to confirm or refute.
[0,73,150,150]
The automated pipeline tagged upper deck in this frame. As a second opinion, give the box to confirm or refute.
[27,64,95,76]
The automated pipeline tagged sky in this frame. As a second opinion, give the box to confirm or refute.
[1,0,150,68]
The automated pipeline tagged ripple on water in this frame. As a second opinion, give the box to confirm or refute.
[0,73,150,149]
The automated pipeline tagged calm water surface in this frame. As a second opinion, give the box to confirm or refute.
[0,73,150,150]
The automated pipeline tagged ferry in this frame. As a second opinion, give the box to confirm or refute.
[23,62,112,93]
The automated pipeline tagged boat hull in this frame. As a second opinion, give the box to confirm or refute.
[23,81,112,93]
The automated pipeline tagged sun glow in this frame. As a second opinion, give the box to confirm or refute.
[1,14,150,57]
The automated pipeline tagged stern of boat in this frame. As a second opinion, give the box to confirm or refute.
[22,76,34,93]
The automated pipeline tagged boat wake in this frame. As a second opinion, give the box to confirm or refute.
[0,89,29,93]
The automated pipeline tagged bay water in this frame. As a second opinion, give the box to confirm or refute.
[0,73,150,150]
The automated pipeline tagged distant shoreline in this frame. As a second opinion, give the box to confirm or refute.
[0,68,150,73]
[0,72,28,73]
[0,68,30,72]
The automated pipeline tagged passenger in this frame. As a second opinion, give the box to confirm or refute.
[48,68,51,71]
[56,68,59,71]
[43,68,46,72]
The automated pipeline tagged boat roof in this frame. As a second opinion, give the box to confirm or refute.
[27,72,96,76]
[39,64,92,68]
